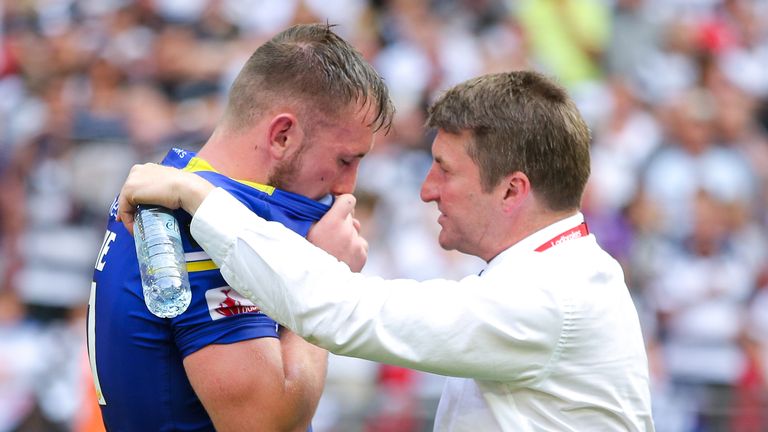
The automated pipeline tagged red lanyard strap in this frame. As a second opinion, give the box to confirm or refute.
[534,222,589,252]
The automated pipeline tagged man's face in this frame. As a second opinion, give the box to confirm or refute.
[420,130,497,258]
[269,106,376,200]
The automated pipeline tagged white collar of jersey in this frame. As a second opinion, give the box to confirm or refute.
[483,212,586,273]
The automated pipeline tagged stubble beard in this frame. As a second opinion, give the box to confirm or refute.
[267,142,308,191]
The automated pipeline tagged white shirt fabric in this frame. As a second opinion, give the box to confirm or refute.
[191,188,655,432]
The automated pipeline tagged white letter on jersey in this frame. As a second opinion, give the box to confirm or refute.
[95,230,117,271]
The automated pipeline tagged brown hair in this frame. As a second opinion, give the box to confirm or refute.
[427,71,591,211]
[224,23,394,133]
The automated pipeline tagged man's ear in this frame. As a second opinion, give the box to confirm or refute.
[267,113,304,160]
[500,171,530,213]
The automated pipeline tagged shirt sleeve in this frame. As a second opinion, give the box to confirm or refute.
[190,187,558,382]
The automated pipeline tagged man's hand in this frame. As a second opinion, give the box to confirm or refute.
[117,163,215,233]
[308,194,368,272]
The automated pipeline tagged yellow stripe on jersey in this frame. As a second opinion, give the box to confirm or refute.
[186,260,219,272]
[182,157,275,195]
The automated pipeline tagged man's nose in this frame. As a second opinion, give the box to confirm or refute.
[331,167,358,195]
[420,166,438,202]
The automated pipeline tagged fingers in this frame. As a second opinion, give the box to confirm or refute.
[352,217,361,233]
[118,204,136,235]
[117,164,144,234]
[351,236,369,273]
[308,193,368,272]
[116,163,170,233]
[118,197,137,234]
[327,194,356,221]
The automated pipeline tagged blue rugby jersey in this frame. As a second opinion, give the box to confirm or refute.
[88,148,329,431]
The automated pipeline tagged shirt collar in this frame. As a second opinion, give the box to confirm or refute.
[483,212,585,274]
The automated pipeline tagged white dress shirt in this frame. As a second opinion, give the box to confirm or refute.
[191,188,655,431]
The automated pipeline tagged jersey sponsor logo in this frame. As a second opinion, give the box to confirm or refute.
[549,230,582,247]
[534,222,589,252]
[205,286,260,320]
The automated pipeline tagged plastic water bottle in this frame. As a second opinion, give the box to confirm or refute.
[133,205,191,318]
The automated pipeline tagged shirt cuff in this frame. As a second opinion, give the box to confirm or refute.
[190,187,261,268]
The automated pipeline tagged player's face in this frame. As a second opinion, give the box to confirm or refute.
[270,105,376,200]
[420,130,498,259]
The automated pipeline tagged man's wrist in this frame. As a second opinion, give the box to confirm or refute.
[178,172,215,215]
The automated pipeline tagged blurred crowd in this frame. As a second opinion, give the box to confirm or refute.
[1,0,768,431]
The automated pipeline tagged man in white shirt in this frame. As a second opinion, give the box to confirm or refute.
[117,71,655,431]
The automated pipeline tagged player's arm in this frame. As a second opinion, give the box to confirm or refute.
[116,164,330,430]
[181,178,365,431]
[184,330,326,432]
[181,216,335,431]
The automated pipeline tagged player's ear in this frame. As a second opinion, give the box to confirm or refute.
[500,171,530,214]
[267,113,304,160]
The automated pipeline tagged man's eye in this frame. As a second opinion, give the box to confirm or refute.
[339,159,352,166]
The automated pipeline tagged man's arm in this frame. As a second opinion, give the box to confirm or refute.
[192,189,556,380]
[118,163,555,380]
[118,164,333,431]
[117,164,213,232]
[184,331,326,432]
[117,163,367,271]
